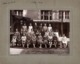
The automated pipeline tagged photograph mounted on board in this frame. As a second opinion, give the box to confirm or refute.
[10,10,70,55]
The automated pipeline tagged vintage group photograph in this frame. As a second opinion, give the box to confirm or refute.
[10,10,70,55]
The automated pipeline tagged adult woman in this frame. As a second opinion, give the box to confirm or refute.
[48,24,52,32]
[28,23,33,33]
[22,23,27,32]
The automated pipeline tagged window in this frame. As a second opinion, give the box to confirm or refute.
[13,10,23,16]
[65,11,69,19]
[52,11,59,20]
[59,11,63,19]
[59,10,69,19]
[41,10,52,20]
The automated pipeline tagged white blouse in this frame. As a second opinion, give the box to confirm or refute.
[48,27,52,32]
[21,36,27,41]
[28,26,33,32]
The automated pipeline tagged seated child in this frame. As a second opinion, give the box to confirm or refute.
[43,34,48,48]
[48,33,53,48]
[53,34,58,48]
[11,34,17,46]
[21,34,27,47]
[26,32,32,48]
[31,34,37,48]
[61,34,69,48]
[37,33,43,48]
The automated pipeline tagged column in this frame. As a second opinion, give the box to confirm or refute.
[16,11,19,16]
[52,11,56,20]
[48,11,50,20]
[56,10,59,20]
[63,11,65,20]
[38,10,41,20]
[61,11,64,36]
[43,11,44,20]
[23,10,27,17]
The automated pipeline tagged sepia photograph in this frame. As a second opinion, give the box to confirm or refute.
[10,10,70,55]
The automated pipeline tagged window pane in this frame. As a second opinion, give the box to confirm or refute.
[59,11,63,19]
[65,11,69,19]
[40,10,52,20]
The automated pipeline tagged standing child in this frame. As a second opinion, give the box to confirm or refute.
[43,23,48,33]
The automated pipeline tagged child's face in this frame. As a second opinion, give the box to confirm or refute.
[16,29,18,31]
[49,33,52,36]
[24,24,26,26]
[44,24,46,26]
[30,23,32,26]
[40,24,42,26]
[35,23,37,25]
[49,24,51,26]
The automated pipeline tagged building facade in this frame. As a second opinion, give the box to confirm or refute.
[10,10,70,37]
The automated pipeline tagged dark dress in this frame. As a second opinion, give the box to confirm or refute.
[34,25,38,33]
[53,35,58,45]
